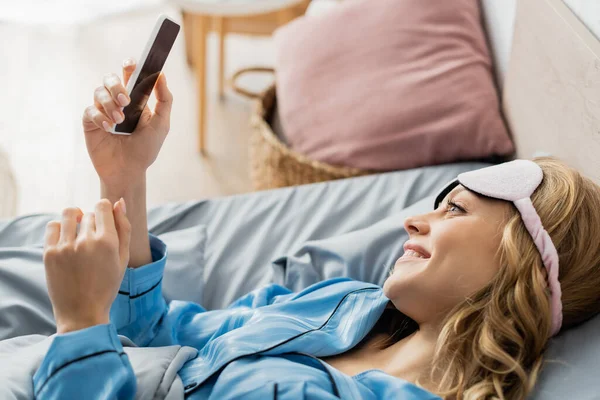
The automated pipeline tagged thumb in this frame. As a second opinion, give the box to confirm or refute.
[122,58,136,86]
[150,72,173,126]
[113,198,131,268]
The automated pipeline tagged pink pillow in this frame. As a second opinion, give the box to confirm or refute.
[273,0,514,171]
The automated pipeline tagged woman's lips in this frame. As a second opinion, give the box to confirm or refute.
[392,249,429,273]
[397,250,429,263]
[402,242,431,259]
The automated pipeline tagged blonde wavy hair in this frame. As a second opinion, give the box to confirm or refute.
[427,157,600,399]
[366,157,600,399]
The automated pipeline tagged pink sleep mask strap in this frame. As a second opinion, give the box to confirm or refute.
[434,160,563,337]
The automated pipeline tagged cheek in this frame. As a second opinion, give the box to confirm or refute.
[434,220,500,279]
[430,230,501,297]
[459,249,501,291]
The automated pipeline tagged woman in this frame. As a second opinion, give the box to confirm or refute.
[36,60,600,399]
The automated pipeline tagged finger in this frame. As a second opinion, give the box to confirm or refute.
[122,58,136,86]
[83,105,113,132]
[44,221,61,250]
[95,199,116,235]
[103,72,130,109]
[113,198,131,267]
[59,208,83,244]
[153,73,173,119]
[150,73,173,132]
[79,212,96,236]
[94,85,124,125]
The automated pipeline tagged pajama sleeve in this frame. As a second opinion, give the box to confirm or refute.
[33,324,136,399]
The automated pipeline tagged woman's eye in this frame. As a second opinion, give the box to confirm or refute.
[446,200,465,213]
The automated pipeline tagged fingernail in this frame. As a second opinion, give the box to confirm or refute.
[123,58,134,67]
[113,110,124,123]
[120,198,126,214]
[118,93,130,107]
[102,121,111,132]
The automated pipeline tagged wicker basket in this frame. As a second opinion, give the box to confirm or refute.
[231,67,371,191]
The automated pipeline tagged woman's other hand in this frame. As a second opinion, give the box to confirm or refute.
[43,199,131,334]
[82,58,173,189]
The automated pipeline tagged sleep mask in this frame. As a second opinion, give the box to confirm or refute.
[434,160,562,337]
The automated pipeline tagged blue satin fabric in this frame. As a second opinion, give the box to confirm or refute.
[33,235,439,399]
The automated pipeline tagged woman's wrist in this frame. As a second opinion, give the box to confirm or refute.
[100,177,152,268]
[100,176,145,202]
[56,315,110,334]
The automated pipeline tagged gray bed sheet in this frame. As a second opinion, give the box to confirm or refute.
[0,160,598,399]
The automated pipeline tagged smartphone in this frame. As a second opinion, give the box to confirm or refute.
[109,14,180,135]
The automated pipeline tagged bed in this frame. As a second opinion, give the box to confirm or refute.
[0,0,599,399]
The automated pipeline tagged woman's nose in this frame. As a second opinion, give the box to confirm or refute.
[403,215,430,236]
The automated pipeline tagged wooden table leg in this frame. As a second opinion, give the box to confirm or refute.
[216,17,226,98]
[182,10,195,68]
[277,6,297,25]
[193,14,208,154]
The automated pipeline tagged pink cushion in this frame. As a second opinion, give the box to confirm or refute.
[273,0,514,171]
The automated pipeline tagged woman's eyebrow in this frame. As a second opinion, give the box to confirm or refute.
[444,186,466,202]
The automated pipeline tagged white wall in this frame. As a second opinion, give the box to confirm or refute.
[481,0,600,90]
[563,0,600,40]
[480,0,517,90]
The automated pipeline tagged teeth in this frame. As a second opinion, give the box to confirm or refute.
[404,250,425,259]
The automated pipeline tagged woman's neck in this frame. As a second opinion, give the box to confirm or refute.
[375,324,438,386]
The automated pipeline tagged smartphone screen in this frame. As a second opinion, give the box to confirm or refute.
[114,18,180,134]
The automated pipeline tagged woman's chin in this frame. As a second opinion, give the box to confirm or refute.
[384,258,430,294]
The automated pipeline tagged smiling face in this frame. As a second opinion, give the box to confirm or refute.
[383,185,511,326]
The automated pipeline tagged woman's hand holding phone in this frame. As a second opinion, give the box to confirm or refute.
[81,58,173,269]
[82,58,173,189]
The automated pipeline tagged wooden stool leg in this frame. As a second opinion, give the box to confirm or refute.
[277,7,297,26]
[182,10,195,68]
[217,17,226,98]
[193,14,208,154]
